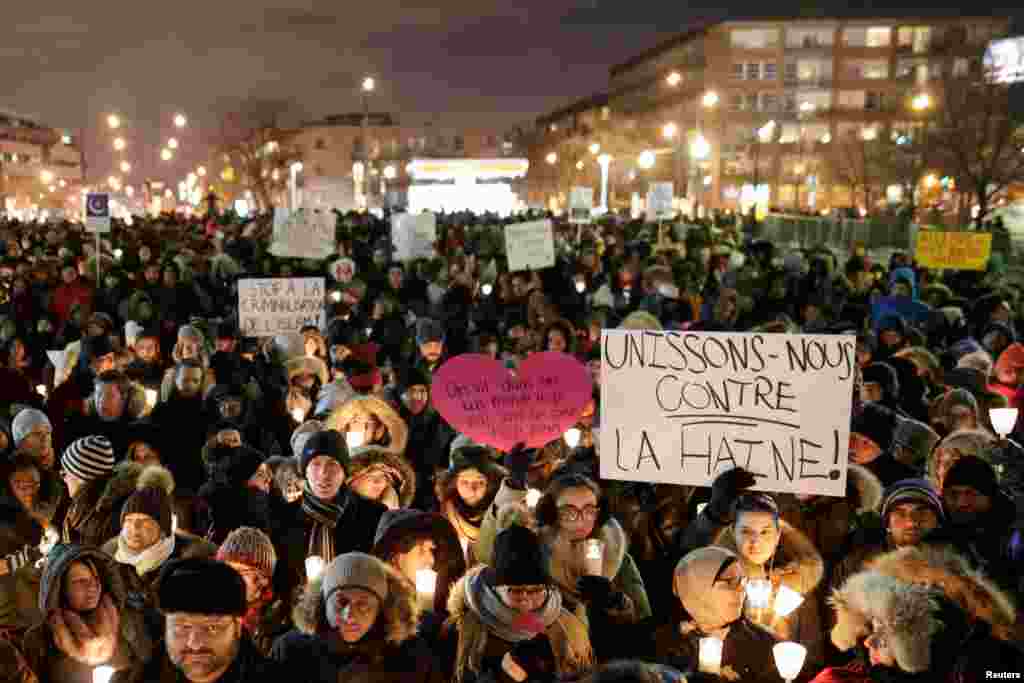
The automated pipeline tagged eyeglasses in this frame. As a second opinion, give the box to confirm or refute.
[714,574,748,591]
[498,585,549,602]
[557,506,599,523]
[332,597,378,619]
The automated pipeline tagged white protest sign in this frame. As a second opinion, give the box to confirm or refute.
[646,183,675,221]
[600,330,855,497]
[504,220,555,272]
[238,277,325,337]
[569,187,594,225]
[269,208,336,259]
[391,212,437,261]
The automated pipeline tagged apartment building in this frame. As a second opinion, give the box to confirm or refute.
[533,16,1010,212]
[0,110,83,213]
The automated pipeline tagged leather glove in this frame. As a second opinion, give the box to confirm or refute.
[504,442,532,489]
[706,467,756,523]
[577,575,624,610]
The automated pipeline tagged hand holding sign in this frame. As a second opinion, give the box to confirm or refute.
[432,352,593,452]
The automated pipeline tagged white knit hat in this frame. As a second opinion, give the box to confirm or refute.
[322,552,389,603]
[12,408,51,445]
[62,435,115,482]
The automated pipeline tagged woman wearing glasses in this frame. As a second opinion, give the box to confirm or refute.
[442,525,594,683]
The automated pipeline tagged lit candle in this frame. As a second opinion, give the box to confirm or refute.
[745,578,773,609]
[93,666,115,683]
[144,388,158,407]
[575,280,586,294]
[773,642,807,683]
[564,428,581,450]
[415,568,438,595]
[698,636,723,674]
[583,539,605,576]
[36,384,47,397]
[481,283,493,296]
[525,489,542,509]
[291,408,305,423]
[773,585,805,618]
[331,291,342,303]
[305,555,325,581]
[346,431,365,449]
[990,408,1018,438]
[171,513,178,535]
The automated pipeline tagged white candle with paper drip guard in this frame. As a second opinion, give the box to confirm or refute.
[773,585,805,618]
[291,408,305,423]
[346,430,366,450]
[991,408,1018,438]
[773,642,807,683]
[305,555,326,582]
[564,427,581,450]
[525,489,542,509]
[583,539,605,576]
[93,665,115,683]
[144,388,158,409]
[698,636,723,674]
[415,568,438,610]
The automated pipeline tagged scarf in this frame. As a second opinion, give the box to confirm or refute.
[301,483,349,561]
[465,568,562,643]
[115,533,175,577]
[445,496,488,544]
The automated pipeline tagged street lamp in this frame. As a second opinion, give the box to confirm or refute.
[61,134,72,145]
[589,142,601,155]
[174,113,187,128]
[167,138,179,150]
[113,137,126,152]
[666,71,682,87]
[702,91,720,108]
[120,161,131,174]
[382,164,396,180]
[161,148,173,161]
[545,152,558,165]
[662,122,678,140]
[107,114,121,129]
[638,150,656,170]
[911,93,932,111]
[575,160,584,171]
[362,77,375,93]
[690,135,711,159]
[40,170,54,184]
[197,166,207,177]
[58,179,66,188]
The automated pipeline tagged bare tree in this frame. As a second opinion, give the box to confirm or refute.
[824,132,890,210]
[928,67,1024,228]
[215,98,305,211]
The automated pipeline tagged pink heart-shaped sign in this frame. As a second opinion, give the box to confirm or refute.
[431,352,593,452]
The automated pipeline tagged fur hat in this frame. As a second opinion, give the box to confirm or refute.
[851,402,897,451]
[346,447,416,508]
[286,357,329,386]
[892,419,940,467]
[291,419,325,458]
[158,558,247,616]
[943,455,1000,500]
[217,526,277,578]
[863,362,900,402]
[957,350,994,376]
[415,318,445,346]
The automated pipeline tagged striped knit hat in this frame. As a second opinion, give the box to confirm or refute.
[881,478,945,523]
[61,436,115,482]
[217,527,277,578]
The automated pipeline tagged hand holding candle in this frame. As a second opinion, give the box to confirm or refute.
[415,568,437,596]
[583,539,605,576]
[698,636,723,674]
[305,555,325,581]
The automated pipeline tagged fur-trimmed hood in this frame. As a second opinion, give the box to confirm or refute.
[38,544,127,613]
[864,544,1019,642]
[292,560,419,645]
[347,446,417,509]
[829,570,947,673]
[286,356,329,386]
[847,464,884,514]
[326,395,409,457]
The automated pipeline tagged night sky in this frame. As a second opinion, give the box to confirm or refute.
[1,1,1020,188]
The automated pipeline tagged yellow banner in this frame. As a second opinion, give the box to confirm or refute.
[915,231,992,270]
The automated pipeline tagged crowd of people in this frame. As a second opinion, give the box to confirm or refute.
[0,207,1022,683]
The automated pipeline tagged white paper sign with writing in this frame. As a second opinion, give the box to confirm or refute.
[569,187,594,225]
[600,330,855,497]
[238,277,325,337]
[269,208,336,259]
[505,220,555,272]
[391,212,437,261]
[646,182,675,221]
